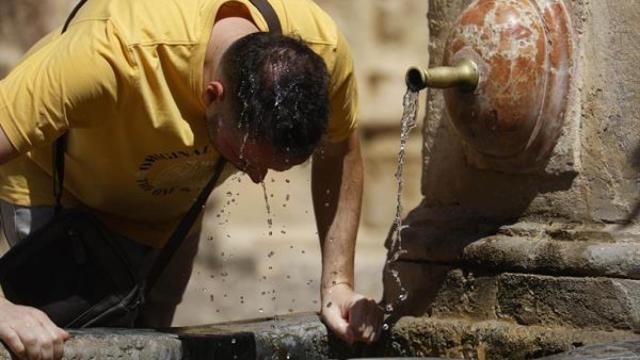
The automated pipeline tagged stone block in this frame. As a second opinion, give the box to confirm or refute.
[430,270,640,332]
[429,269,499,321]
[381,317,640,360]
[461,227,640,279]
[496,273,640,331]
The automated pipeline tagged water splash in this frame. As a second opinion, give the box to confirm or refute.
[385,88,420,313]
[261,181,274,234]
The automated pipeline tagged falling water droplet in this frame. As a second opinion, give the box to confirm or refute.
[261,181,273,231]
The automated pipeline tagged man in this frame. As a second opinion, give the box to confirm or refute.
[0,0,383,359]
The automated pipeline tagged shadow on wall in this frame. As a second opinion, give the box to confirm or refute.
[622,144,640,226]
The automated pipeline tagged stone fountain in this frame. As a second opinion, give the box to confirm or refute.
[380,0,640,358]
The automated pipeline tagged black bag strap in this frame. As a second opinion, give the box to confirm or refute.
[63,0,89,32]
[145,157,227,293]
[249,0,282,34]
[53,0,89,213]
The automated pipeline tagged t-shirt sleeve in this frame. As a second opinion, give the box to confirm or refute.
[0,25,119,154]
[324,29,359,143]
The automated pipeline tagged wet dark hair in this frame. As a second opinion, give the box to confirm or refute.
[221,32,330,160]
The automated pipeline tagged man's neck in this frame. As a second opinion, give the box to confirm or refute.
[203,16,260,86]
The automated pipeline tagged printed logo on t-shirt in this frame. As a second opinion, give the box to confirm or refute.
[136,146,215,196]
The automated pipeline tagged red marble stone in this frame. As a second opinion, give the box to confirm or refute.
[443,0,574,171]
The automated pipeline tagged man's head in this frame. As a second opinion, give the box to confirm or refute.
[204,32,330,183]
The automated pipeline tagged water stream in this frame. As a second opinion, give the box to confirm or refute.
[261,181,274,236]
[385,88,420,313]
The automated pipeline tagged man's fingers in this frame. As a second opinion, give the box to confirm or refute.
[37,321,64,360]
[329,315,352,343]
[31,309,65,359]
[15,322,44,360]
[0,300,66,360]
[0,324,26,359]
[322,307,354,344]
[347,299,377,342]
[38,331,54,360]
[347,298,384,344]
[348,303,367,341]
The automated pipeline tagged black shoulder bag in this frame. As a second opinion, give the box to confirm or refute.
[0,141,226,329]
[0,0,230,328]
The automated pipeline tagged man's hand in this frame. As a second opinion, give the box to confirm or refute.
[321,283,383,345]
[0,297,69,360]
[313,133,382,344]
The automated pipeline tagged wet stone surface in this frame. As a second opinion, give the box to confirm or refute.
[539,340,640,359]
[0,329,183,360]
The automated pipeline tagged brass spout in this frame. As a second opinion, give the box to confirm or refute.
[406,59,479,92]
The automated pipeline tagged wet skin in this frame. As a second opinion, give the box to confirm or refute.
[206,111,306,183]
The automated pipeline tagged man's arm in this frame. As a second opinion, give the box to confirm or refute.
[312,131,383,344]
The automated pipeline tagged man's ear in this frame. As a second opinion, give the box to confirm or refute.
[204,81,225,106]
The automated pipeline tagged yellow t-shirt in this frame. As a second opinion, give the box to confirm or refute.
[0,0,358,247]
